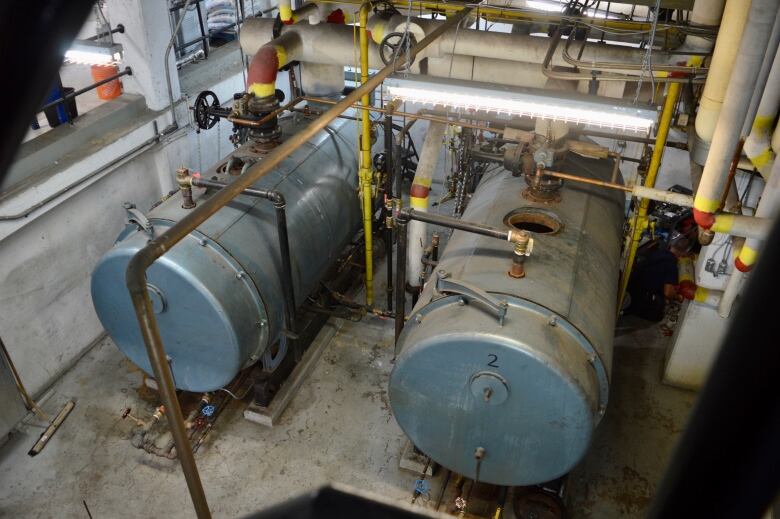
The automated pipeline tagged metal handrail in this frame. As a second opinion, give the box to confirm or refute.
[124,7,473,518]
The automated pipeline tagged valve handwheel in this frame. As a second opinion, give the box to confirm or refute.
[193,90,220,130]
[379,32,417,69]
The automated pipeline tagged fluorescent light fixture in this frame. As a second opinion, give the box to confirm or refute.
[65,40,123,66]
[384,75,657,133]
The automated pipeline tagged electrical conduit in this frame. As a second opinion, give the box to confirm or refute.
[693,0,780,230]
[407,121,447,288]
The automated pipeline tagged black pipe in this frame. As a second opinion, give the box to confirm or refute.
[175,34,211,53]
[87,24,125,41]
[40,67,132,112]
[191,177,297,358]
[401,209,510,242]
[393,208,513,352]
[648,215,780,517]
[384,108,395,312]
[194,1,209,58]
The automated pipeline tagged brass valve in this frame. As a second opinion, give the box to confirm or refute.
[509,230,532,279]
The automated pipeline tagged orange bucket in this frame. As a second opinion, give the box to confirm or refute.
[91,64,123,100]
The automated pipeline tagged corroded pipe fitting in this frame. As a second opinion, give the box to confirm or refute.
[509,230,531,279]
[176,167,196,209]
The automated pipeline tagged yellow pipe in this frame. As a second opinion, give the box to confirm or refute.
[617,82,681,314]
[359,2,374,305]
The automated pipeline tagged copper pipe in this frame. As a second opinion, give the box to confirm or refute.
[543,169,632,193]
[226,96,304,128]
[124,8,473,518]
[719,137,745,212]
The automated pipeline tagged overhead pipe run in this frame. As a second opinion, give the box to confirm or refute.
[693,0,780,231]
[744,43,780,176]
[124,9,473,516]
[692,0,751,151]
[239,15,686,95]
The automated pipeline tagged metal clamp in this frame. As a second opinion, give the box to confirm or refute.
[123,202,153,237]
[436,271,508,326]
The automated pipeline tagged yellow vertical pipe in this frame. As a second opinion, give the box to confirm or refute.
[359,3,374,305]
[617,82,681,314]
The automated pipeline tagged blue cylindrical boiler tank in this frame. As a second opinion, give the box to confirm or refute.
[91,116,360,392]
[389,152,624,486]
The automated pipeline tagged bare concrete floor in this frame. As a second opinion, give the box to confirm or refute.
[0,306,695,518]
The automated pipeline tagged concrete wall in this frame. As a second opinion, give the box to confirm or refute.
[0,91,239,400]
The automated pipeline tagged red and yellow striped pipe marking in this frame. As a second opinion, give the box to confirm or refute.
[247,44,288,98]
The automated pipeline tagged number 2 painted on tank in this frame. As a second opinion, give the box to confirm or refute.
[487,354,499,368]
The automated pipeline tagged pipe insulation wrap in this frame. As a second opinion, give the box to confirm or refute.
[693,0,780,226]
[239,18,639,93]
[683,0,727,53]
[247,31,301,97]
[734,154,780,272]
[407,121,447,287]
[378,14,649,67]
[694,0,751,145]
[745,42,780,175]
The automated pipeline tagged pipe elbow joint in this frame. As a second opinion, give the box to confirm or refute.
[248,45,282,98]
[734,257,754,273]
[268,190,286,207]
[126,252,152,295]
[693,208,716,229]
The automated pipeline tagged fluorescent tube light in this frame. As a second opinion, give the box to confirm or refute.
[384,75,657,133]
[65,40,123,66]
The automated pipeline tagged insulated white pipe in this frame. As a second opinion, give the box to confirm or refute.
[773,120,780,152]
[407,122,447,287]
[241,18,565,89]
[242,17,648,71]
[744,43,780,176]
[424,55,550,89]
[693,0,780,229]
[378,14,649,67]
[683,0,727,53]
[694,0,751,146]
[718,156,780,315]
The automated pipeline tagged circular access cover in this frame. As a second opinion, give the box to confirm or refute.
[504,207,563,234]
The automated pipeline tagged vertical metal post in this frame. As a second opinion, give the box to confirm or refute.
[394,217,408,355]
[273,198,299,360]
[617,81,681,313]
[195,0,209,58]
[384,103,396,311]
